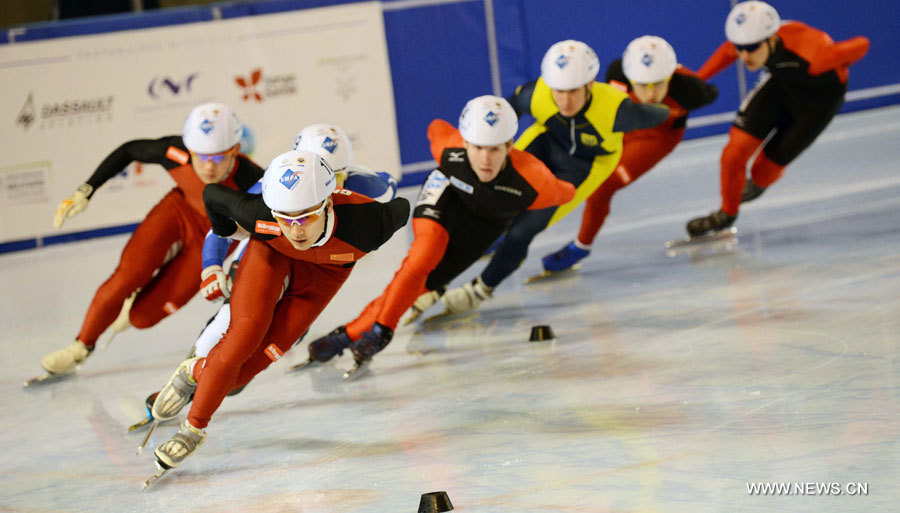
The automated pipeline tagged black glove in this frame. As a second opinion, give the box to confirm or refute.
[350,323,394,361]
[308,326,351,362]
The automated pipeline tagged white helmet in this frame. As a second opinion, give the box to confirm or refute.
[458,95,518,146]
[290,123,354,172]
[726,1,780,45]
[261,150,336,213]
[622,35,677,84]
[182,102,243,154]
[540,40,600,90]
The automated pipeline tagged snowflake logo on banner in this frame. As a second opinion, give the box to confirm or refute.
[641,53,654,67]
[322,136,338,154]
[555,54,569,69]
[235,69,264,102]
[484,110,498,126]
[279,169,302,190]
[200,118,214,134]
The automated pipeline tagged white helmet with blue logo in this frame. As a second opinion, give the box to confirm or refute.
[290,123,354,173]
[726,1,780,45]
[458,95,518,146]
[261,150,336,213]
[540,40,600,90]
[182,102,243,154]
[622,35,677,84]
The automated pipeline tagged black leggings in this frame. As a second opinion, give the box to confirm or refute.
[736,73,846,166]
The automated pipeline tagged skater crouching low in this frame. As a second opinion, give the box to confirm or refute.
[686,0,868,237]
[304,95,575,374]
[143,149,409,485]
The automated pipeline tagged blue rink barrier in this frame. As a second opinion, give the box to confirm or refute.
[0,223,141,255]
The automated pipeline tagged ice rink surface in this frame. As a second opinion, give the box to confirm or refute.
[2,106,898,512]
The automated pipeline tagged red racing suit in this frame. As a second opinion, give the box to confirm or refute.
[577,59,718,246]
[698,22,869,215]
[187,185,410,428]
[76,136,262,346]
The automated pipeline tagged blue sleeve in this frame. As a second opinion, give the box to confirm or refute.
[343,170,398,202]
[202,229,232,269]
[506,81,537,117]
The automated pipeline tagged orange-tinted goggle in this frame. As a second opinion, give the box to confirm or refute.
[271,201,327,227]
[631,76,671,91]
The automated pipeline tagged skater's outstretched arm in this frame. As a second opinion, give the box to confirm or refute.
[53,135,188,229]
[427,119,464,161]
[506,80,537,117]
[511,149,576,210]
[697,40,739,81]
[612,98,669,132]
[84,135,189,193]
[669,70,720,111]
[203,184,273,240]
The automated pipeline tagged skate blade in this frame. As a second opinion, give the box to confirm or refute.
[666,227,737,249]
[287,358,318,373]
[141,461,170,491]
[343,360,370,381]
[422,310,480,327]
[136,421,159,455]
[23,372,70,388]
[423,310,464,324]
[524,264,581,284]
[127,416,155,433]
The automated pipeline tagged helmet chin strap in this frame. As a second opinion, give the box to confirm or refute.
[763,36,777,66]
[311,203,335,248]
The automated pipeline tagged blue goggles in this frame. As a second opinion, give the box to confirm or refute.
[192,148,236,163]
[734,41,764,53]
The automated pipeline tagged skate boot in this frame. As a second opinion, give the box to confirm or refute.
[40,339,92,375]
[350,323,394,362]
[541,241,590,272]
[741,180,767,203]
[404,287,445,325]
[153,419,206,469]
[307,326,352,363]
[151,357,200,422]
[686,210,737,237]
[440,277,493,315]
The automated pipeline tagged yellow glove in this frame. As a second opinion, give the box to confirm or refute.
[53,183,93,229]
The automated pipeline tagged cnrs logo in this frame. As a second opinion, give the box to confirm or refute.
[148,73,200,99]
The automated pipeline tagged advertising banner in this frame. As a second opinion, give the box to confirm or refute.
[0,1,399,243]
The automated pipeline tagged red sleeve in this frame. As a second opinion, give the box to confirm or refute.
[427,119,464,162]
[809,36,870,76]
[778,23,870,83]
[697,41,738,81]
[507,149,575,210]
